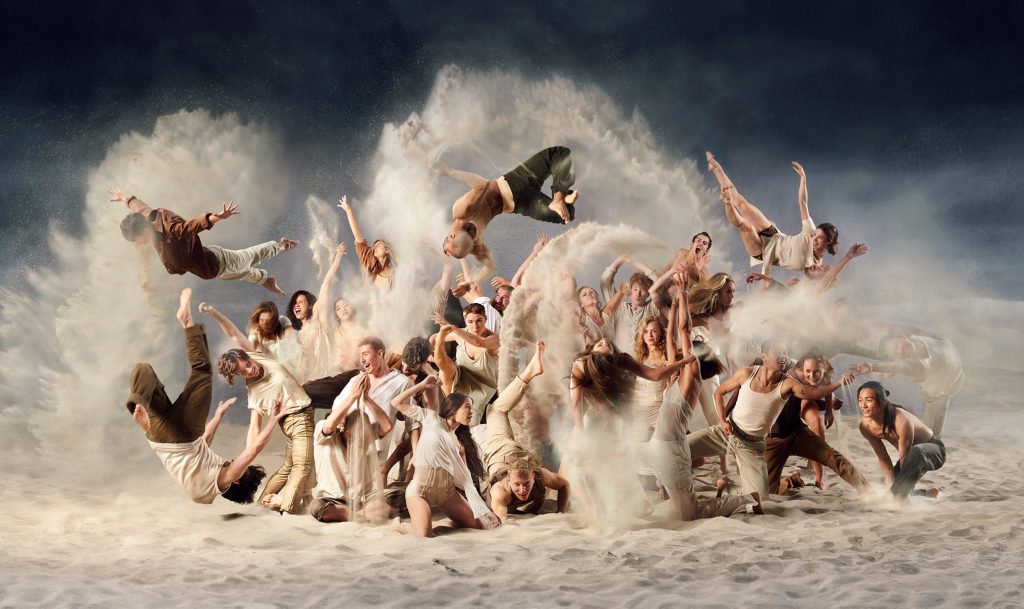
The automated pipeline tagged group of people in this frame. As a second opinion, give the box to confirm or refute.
[118,147,961,537]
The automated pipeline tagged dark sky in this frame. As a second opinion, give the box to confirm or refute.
[4,1,1023,295]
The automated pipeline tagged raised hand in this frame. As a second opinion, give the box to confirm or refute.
[108,187,130,203]
[847,363,871,376]
[450,283,471,299]
[198,301,215,315]
[490,276,512,289]
[421,374,442,389]
[337,196,351,213]
[216,201,240,220]
[428,158,452,176]
[847,242,869,258]
[532,233,550,254]
[336,242,348,257]
[791,161,806,178]
[215,397,237,416]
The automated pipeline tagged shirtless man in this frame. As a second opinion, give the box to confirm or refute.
[849,329,964,438]
[858,381,945,500]
[688,340,859,509]
[110,188,297,294]
[483,342,570,521]
[126,288,293,505]
[433,146,579,285]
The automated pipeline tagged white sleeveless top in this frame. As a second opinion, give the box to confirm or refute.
[730,366,789,439]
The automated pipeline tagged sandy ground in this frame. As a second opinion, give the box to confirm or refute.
[3,367,1023,609]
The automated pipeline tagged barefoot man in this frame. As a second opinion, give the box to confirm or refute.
[432,146,579,285]
[111,188,298,294]
[483,341,571,521]
[125,288,296,505]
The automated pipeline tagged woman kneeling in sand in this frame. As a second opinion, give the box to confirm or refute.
[390,376,501,537]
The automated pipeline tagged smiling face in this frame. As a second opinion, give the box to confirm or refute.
[334,299,353,322]
[508,471,536,501]
[358,343,383,372]
[800,358,823,387]
[858,387,882,418]
[293,294,311,321]
[464,311,487,336]
[812,227,828,255]
[234,357,262,381]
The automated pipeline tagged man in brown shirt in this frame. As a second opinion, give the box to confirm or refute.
[110,188,297,294]
[431,146,579,285]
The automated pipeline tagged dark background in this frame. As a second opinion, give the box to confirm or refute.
[3,1,1023,295]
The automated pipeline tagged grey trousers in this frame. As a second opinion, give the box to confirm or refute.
[891,438,945,499]
[208,240,282,284]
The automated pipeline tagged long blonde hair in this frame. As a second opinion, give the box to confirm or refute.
[634,316,667,363]
[688,272,734,318]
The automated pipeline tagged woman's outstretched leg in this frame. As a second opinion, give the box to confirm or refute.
[706,152,775,258]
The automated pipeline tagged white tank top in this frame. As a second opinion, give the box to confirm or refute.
[730,366,788,439]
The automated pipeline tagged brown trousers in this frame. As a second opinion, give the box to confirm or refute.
[138,324,213,444]
[765,425,867,494]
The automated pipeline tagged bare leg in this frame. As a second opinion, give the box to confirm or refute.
[403,495,435,537]
[440,493,485,530]
[176,288,193,328]
[801,404,827,489]
[706,152,775,257]
[521,340,544,383]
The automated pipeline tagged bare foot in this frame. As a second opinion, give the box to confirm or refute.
[176,288,193,328]
[565,190,579,205]
[815,477,828,491]
[261,276,285,295]
[716,477,729,498]
[548,192,570,224]
[521,341,545,383]
[279,237,299,251]
[750,492,764,515]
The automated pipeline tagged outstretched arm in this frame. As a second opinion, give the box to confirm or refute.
[199,303,255,351]
[429,159,488,189]
[203,398,237,445]
[314,243,347,328]
[109,188,153,215]
[600,255,626,303]
[812,243,868,293]
[792,162,810,223]
[338,196,367,244]
[507,233,549,287]
[448,326,500,351]
[788,372,855,401]
[221,398,290,486]
[861,422,895,486]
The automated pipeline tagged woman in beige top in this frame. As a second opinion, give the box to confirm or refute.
[338,195,395,290]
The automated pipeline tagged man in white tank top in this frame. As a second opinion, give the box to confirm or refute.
[687,340,858,509]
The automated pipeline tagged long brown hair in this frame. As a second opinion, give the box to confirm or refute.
[572,342,635,407]
[688,272,733,319]
[247,301,285,342]
[440,392,484,482]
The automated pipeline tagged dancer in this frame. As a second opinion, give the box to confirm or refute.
[483,342,570,521]
[200,300,307,382]
[705,154,839,278]
[858,381,945,500]
[645,273,755,519]
[433,146,579,284]
[338,195,395,290]
[309,372,404,523]
[849,329,964,438]
[630,315,674,441]
[687,340,858,507]
[577,285,614,342]
[433,304,500,426]
[286,242,347,382]
[215,348,314,514]
[390,376,502,537]
[601,256,659,353]
[332,298,371,372]
[763,353,868,495]
[110,188,297,294]
[125,289,292,504]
